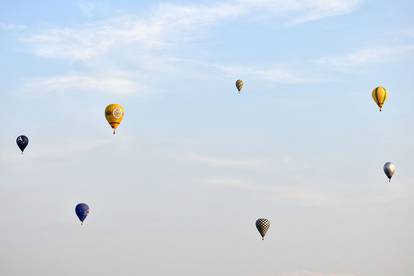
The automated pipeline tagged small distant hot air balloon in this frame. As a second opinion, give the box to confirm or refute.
[16,135,29,154]
[383,162,396,182]
[105,104,125,134]
[235,79,244,93]
[255,218,270,240]
[75,203,90,225]
[372,86,388,112]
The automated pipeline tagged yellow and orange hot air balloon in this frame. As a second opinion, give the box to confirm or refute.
[105,104,125,134]
[372,86,388,112]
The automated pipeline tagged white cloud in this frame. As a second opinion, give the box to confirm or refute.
[205,178,335,206]
[25,0,361,61]
[315,45,414,70]
[249,67,320,83]
[285,0,361,24]
[170,58,321,84]
[369,179,414,204]
[187,153,262,168]
[172,152,297,172]
[214,63,316,84]
[18,0,359,95]
[0,22,27,31]
[25,3,240,60]
[24,16,163,61]
[21,71,144,96]
[0,137,110,167]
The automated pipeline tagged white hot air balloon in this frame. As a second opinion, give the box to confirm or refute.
[383,162,396,182]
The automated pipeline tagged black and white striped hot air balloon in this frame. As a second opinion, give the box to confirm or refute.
[255,218,270,240]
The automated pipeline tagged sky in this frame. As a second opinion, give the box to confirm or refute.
[1,1,414,275]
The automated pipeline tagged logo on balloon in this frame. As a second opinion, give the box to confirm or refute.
[113,108,123,119]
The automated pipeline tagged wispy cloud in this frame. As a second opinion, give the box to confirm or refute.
[187,153,262,168]
[215,63,321,84]
[20,70,145,96]
[0,22,27,31]
[24,16,161,61]
[172,152,296,172]
[243,67,320,84]
[25,0,361,61]
[0,137,110,167]
[170,58,322,84]
[205,172,414,207]
[369,179,414,204]
[18,0,359,96]
[314,45,414,71]
[285,0,361,24]
[205,178,335,206]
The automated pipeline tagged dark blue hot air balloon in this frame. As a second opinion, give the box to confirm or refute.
[75,203,90,225]
[16,135,29,154]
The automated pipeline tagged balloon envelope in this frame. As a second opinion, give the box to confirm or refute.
[372,86,388,111]
[255,218,270,240]
[235,79,244,92]
[383,162,396,181]
[75,203,90,224]
[105,104,125,134]
[16,135,29,153]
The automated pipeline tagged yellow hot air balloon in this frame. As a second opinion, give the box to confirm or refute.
[372,86,388,112]
[105,104,125,134]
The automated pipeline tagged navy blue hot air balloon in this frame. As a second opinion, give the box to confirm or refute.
[16,135,29,154]
[75,203,90,225]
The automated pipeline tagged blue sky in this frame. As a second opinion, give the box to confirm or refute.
[1,1,414,276]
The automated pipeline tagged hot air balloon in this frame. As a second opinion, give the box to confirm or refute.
[383,162,395,182]
[16,135,29,154]
[105,104,125,134]
[255,218,270,240]
[372,86,388,111]
[235,79,244,93]
[75,203,90,225]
